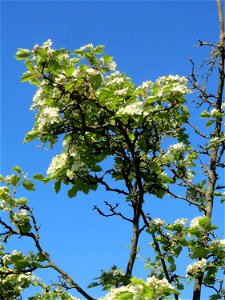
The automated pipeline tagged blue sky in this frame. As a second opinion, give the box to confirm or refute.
[1,1,224,299]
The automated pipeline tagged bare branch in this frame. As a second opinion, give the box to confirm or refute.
[93,201,133,223]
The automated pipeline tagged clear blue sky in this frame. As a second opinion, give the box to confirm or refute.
[1,1,224,299]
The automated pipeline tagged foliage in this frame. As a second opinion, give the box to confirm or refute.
[1,3,225,298]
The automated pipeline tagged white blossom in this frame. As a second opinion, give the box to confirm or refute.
[37,107,61,132]
[104,76,124,86]
[85,67,99,75]
[146,275,175,291]
[0,199,6,210]
[42,39,52,48]
[79,43,94,51]
[140,81,153,89]
[72,69,79,77]
[186,259,207,275]
[186,169,194,182]
[221,102,225,109]
[47,153,68,175]
[114,87,129,96]
[153,75,191,98]
[52,87,61,99]
[66,170,74,180]
[108,61,117,71]
[168,142,185,151]
[156,75,188,85]
[189,216,205,229]
[210,238,225,248]
[31,87,45,110]
[174,218,188,226]
[100,286,132,300]
[12,209,29,223]
[55,74,67,84]
[117,102,144,115]
[150,218,166,227]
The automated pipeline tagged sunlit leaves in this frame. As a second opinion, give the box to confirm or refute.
[22,180,35,191]
[15,48,31,60]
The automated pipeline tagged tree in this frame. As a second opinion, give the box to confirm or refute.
[0,1,224,299]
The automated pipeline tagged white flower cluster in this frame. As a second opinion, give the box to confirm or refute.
[154,75,190,98]
[0,267,39,296]
[100,285,134,300]
[210,238,225,248]
[117,102,145,116]
[31,87,45,110]
[108,61,117,71]
[186,169,194,182]
[37,107,61,132]
[114,87,129,96]
[189,216,205,229]
[42,39,53,49]
[55,74,67,84]
[156,75,188,85]
[17,273,38,283]
[72,68,79,77]
[221,102,225,109]
[186,258,207,275]
[2,250,22,264]
[99,57,117,71]
[174,218,188,226]
[32,39,53,57]
[85,67,99,75]
[79,43,94,51]
[140,81,153,90]
[150,218,166,227]
[13,208,28,218]
[104,72,124,86]
[146,275,175,293]
[47,153,68,175]
[0,199,7,210]
[168,142,185,151]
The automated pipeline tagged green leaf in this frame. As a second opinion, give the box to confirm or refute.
[94,45,105,54]
[65,83,74,92]
[33,173,45,181]
[206,119,214,128]
[10,175,21,187]
[15,48,31,60]
[210,295,222,300]
[176,283,184,290]
[25,61,34,71]
[19,223,32,234]
[89,74,102,90]
[200,110,211,118]
[13,165,22,174]
[17,197,28,205]
[85,52,99,65]
[54,180,61,193]
[91,165,102,172]
[192,247,210,258]
[21,72,34,82]
[102,54,113,64]
[68,184,78,198]
[36,253,47,262]
[23,180,35,191]
[23,130,39,143]
[65,66,74,77]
